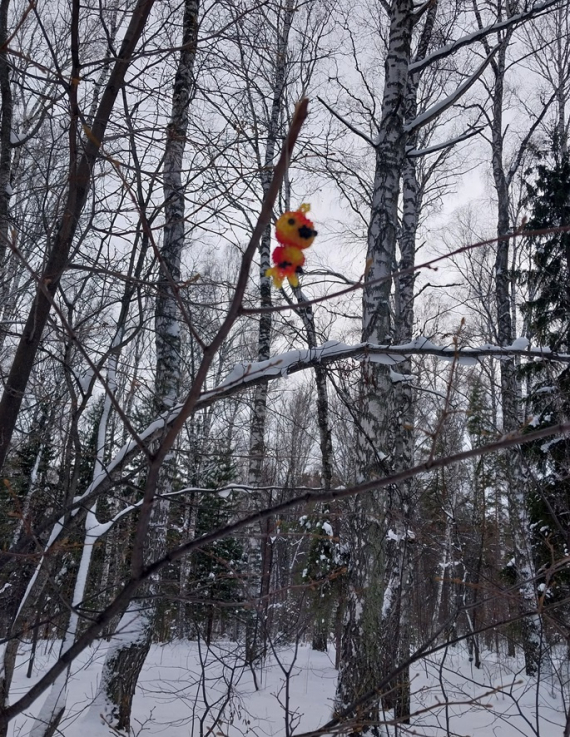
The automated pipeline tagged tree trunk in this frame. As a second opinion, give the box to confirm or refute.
[291,285,334,490]
[0,0,13,329]
[245,0,295,665]
[90,3,199,731]
[489,32,542,677]
[334,0,414,730]
[290,285,335,651]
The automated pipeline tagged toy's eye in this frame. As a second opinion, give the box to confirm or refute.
[287,218,296,225]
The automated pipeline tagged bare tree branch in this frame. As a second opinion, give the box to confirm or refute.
[409,0,564,74]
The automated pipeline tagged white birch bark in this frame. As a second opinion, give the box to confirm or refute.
[0,0,13,352]
[335,0,415,729]
[483,16,544,675]
[376,9,438,718]
[30,350,119,736]
[92,2,200,731]
[0,0,11,265]
[247,0,294,488]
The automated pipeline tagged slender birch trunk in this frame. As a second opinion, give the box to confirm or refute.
[489,31,543,676]
[0,0,12,288]
[29,348,120,737]
[245,0,295,665]
[0,0,18,359]
[247,0,294,488]
[290,285,335,650]
[334,0,414,730]
[91,3,199,731]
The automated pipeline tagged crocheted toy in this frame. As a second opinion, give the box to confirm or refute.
[266,203,317,289]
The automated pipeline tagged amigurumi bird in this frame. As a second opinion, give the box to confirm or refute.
[266,203,317,289]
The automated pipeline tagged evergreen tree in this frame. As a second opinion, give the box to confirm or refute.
[521,148,570,620]
[0,402,56,632]
[299,510,347,652]
[189,455,245,644]
[524,152,570,351]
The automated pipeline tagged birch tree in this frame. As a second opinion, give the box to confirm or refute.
[473,0,562,674]
[214,0,333,663]
[1,0,569,733]
[332,0,565,727]
[91,1,200,731]
[0,0,12,313]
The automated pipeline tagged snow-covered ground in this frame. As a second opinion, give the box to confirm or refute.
[8,640,570,736]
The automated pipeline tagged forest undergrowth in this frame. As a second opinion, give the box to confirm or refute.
[8,639,570,737]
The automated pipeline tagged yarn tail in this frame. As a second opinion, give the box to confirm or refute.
[265,267,284,290]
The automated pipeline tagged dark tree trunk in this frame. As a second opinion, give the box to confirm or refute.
[488,30,542,677]
[245,0,295,665]
[102,638,151,733]
[335,0,415,729]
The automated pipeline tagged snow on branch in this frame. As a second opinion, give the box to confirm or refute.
[406,126,484,157]
[405,46,499,133]
[198,335,569,409]
[70,336,568,505]
[25,333,564,545]
[409,0,564,74]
